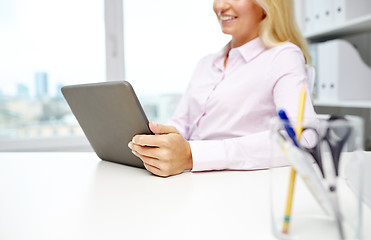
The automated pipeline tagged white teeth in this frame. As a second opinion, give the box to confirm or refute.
[220,16,236,21]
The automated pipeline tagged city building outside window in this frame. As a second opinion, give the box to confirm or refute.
[0,0,105,145]
[0,0,229,151]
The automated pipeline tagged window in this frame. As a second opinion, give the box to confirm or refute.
[0,0,105,141]
[123,0,230,123]
[0,0,231,150]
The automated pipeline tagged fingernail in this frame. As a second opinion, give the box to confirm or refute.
[132,138,136,144]
[131,150,137,156]
[128,142,132,149]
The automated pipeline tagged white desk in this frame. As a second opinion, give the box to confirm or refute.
[0,152,370,240]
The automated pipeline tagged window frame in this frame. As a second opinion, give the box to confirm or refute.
[1,0,124,152]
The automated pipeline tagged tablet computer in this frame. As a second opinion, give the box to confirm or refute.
[61,81,152,168]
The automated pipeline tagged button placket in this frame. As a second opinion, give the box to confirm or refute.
[189,54,228,138]
[196,71,225,126]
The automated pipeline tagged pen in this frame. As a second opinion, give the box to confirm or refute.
[275,129,334,213]
[278,110,299,148]
[279,84,306,234]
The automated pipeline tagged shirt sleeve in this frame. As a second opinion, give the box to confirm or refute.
[271,46,316,120]
[190,131,273,171]
[189,45,317,172]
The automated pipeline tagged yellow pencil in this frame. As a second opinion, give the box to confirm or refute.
[282,84,307,234]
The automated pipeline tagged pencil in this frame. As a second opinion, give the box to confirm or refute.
[282,84,307,234]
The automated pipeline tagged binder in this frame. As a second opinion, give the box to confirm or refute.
[317,42,336,101]
[333,0,371,26]
[304,0,314,34]
[316,39,371,101]
[304,0,371,32]
[308,43,319,99]
[312,0,324,32]
[333,0,346,26]
[322,0,334,30]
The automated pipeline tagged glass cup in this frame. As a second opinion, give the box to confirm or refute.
[269,115,365,240]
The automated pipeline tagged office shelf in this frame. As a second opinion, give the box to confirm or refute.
[313,99,371,108]
[305,12,371,109]
[301,3,371,148]
[305,14,371,42]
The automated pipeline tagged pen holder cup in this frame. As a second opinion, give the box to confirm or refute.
[269,115,365,240]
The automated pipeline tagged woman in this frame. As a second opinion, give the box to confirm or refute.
[128,0,316,177]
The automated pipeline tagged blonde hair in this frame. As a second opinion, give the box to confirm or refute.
[255,0,311,65]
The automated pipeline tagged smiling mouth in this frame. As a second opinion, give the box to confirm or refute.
[220,15,237,22]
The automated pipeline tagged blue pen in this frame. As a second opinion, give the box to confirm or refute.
[278,109,299,148]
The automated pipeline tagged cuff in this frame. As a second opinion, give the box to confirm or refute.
[189,140,227,172]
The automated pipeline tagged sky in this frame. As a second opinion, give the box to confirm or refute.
[0,0,230,97]
[0,0,106,97]
[123,0,230,95]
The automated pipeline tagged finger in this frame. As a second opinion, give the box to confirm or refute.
[132,134,165,147]
[131,149,160,170]
[143,163,167,177]
[132,150,170,177]
[132,150,161,169]
[130,143,162,159]
[149,122,178,135]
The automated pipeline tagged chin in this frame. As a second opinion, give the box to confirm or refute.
[220,29,233,35]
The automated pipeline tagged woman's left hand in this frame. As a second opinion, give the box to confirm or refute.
[128,122,193,177]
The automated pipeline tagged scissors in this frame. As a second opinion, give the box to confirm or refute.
[300,115,352,240]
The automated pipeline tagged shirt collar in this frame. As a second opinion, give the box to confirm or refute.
[213,37,266,71]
